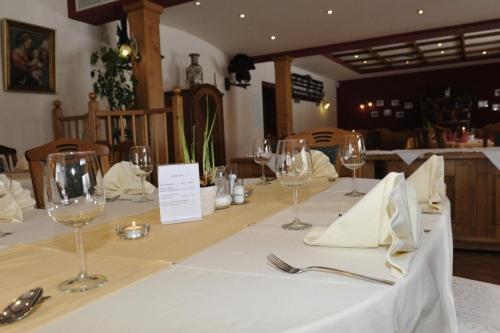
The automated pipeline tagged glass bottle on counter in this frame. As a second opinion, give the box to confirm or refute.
[232,179,245,205]
[214,166,232,209]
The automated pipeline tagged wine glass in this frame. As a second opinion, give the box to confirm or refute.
[129,146,154,202]
[340,134,366,197]
[253,139,273,185]
[275,139,313,230]
[44,151,107,293]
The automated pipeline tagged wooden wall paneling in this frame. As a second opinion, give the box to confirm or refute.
[452,160,476,237]
[476,160,495,237]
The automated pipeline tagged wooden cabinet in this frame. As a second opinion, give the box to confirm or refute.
[420,96,472,130]
[361,152,500,251]
[165,84,226,167]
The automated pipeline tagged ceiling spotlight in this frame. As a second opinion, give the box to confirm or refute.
[363,60,367,64]
[354,54,359,59]
[437,42,442,47]
[195,1,201,5]
[417,9,424,15]
[406,60,410,64]
[239,13,246,18]
[482,50,487,55]
[270,35,276,40]
[440,50,445,54]
[326,9,334,15]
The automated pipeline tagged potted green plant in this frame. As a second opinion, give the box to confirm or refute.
[180,97,217,216]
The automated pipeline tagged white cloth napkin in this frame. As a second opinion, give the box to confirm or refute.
[407,155,446,214]
[0,174,36,223]
[15,156,30,171]
[101,161,155,197]
[304,172,422,277]
[310,150,339,179]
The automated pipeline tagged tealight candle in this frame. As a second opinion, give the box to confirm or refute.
[116,221,150,240]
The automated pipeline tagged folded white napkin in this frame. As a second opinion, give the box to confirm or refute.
[311,150,339,179]
[407,155,446,213]
[101,161,155,197]
[15,156,30,171]
[304,172,422,277]
[0,175,36,223]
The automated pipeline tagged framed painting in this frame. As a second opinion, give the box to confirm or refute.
[2,19,55,93]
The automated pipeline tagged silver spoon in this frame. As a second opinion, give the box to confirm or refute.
[0,287,50,324]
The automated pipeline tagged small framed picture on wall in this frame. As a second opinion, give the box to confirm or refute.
[383,109,392,116]
[391,99,400,107]
[370,111,379,118]
[404,102,413,109]
[492,104,500,111]
[494,89,500,97]
[376,99,384,107]
[395,111,405,118]
[478,100,489,108]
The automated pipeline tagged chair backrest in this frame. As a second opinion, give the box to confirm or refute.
[0,145,18,172]
[286,127,354,167]
[483,122,500,147]
[25,139,110,209]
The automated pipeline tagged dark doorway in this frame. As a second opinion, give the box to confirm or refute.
[262,82,277,146]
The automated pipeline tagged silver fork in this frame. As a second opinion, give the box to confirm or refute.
[266,254,395,285]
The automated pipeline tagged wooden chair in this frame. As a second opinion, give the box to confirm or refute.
[286,127,354,173]
[483,122,500,147]
[0,145,18,172]
[25,139,110,209]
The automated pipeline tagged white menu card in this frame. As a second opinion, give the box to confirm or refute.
[158,164,202,224]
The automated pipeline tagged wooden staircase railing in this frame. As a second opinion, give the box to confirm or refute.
[52,87,185,166]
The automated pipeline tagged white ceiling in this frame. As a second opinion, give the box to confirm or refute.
[161,0,500,80]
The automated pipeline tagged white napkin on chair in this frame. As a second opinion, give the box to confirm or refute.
[15,156,29,171]
[407,155,446,214]
[304,172,422,277]
[101,161,155,197]
[0,175,36,223]
[311,150,339,179]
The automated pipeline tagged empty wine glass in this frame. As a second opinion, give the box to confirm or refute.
[253,139,273,185]
[340,134,366,197]
[130,146,154,202]
[44,151,107,293]
[275,139,313,230]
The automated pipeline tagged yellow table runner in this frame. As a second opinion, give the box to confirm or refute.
[0,179,330,332]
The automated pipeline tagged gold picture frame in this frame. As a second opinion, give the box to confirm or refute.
[2,19,56,93]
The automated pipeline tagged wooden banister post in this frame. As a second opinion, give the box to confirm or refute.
[86,92,99,143]
[52,100,63,139]
[274,56,294,139]
[171,87,184,163]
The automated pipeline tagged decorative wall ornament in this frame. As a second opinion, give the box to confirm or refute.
[2,19,55,93]
[225,54,255,91]
[187,53,203,88]
[291,73,324,104]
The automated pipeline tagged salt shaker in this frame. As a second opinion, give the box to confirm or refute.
[232,179,245,204]
[215,167,232,209]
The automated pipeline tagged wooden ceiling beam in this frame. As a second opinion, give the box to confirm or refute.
[67,0,193,25]
[322,54,362,73]
[252,18,500,63]
[460,34,467,59]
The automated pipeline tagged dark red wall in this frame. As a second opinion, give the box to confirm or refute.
[337,63,500,131]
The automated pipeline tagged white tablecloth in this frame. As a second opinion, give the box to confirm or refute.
[31,179,457,333]
[367,147,500,169]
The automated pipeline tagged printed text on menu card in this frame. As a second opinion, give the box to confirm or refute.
[158,164,202,224]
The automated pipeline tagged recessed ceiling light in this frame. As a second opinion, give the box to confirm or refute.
[440,50,445,54]
[239,13,246,18]
[363,60,367,64]
[326,9,334,15]
[406,60,410,64]
[417,9,424,15]
[482,50,487,55]
[270,35,276,40]
[195,1,201,5]
[437,42,442,47]
[354,54,359,59]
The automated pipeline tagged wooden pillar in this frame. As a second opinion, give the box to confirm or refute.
[171,87,184,163]
[273,56,293,139]
[123,0,168,169]
[86,92,98,143]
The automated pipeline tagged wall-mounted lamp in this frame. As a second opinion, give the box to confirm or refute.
[225,54,255,91]
[117,17,140,62]
[359,103,366,110]
[320,100,331,110]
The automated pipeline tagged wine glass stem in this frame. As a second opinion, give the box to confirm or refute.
[75,227,87,279]
[292,187,299,223]
[141,175,146,199]
[352,169,358,193]
[261,165,266,183]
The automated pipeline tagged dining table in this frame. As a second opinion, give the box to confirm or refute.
[0,177,457,333]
